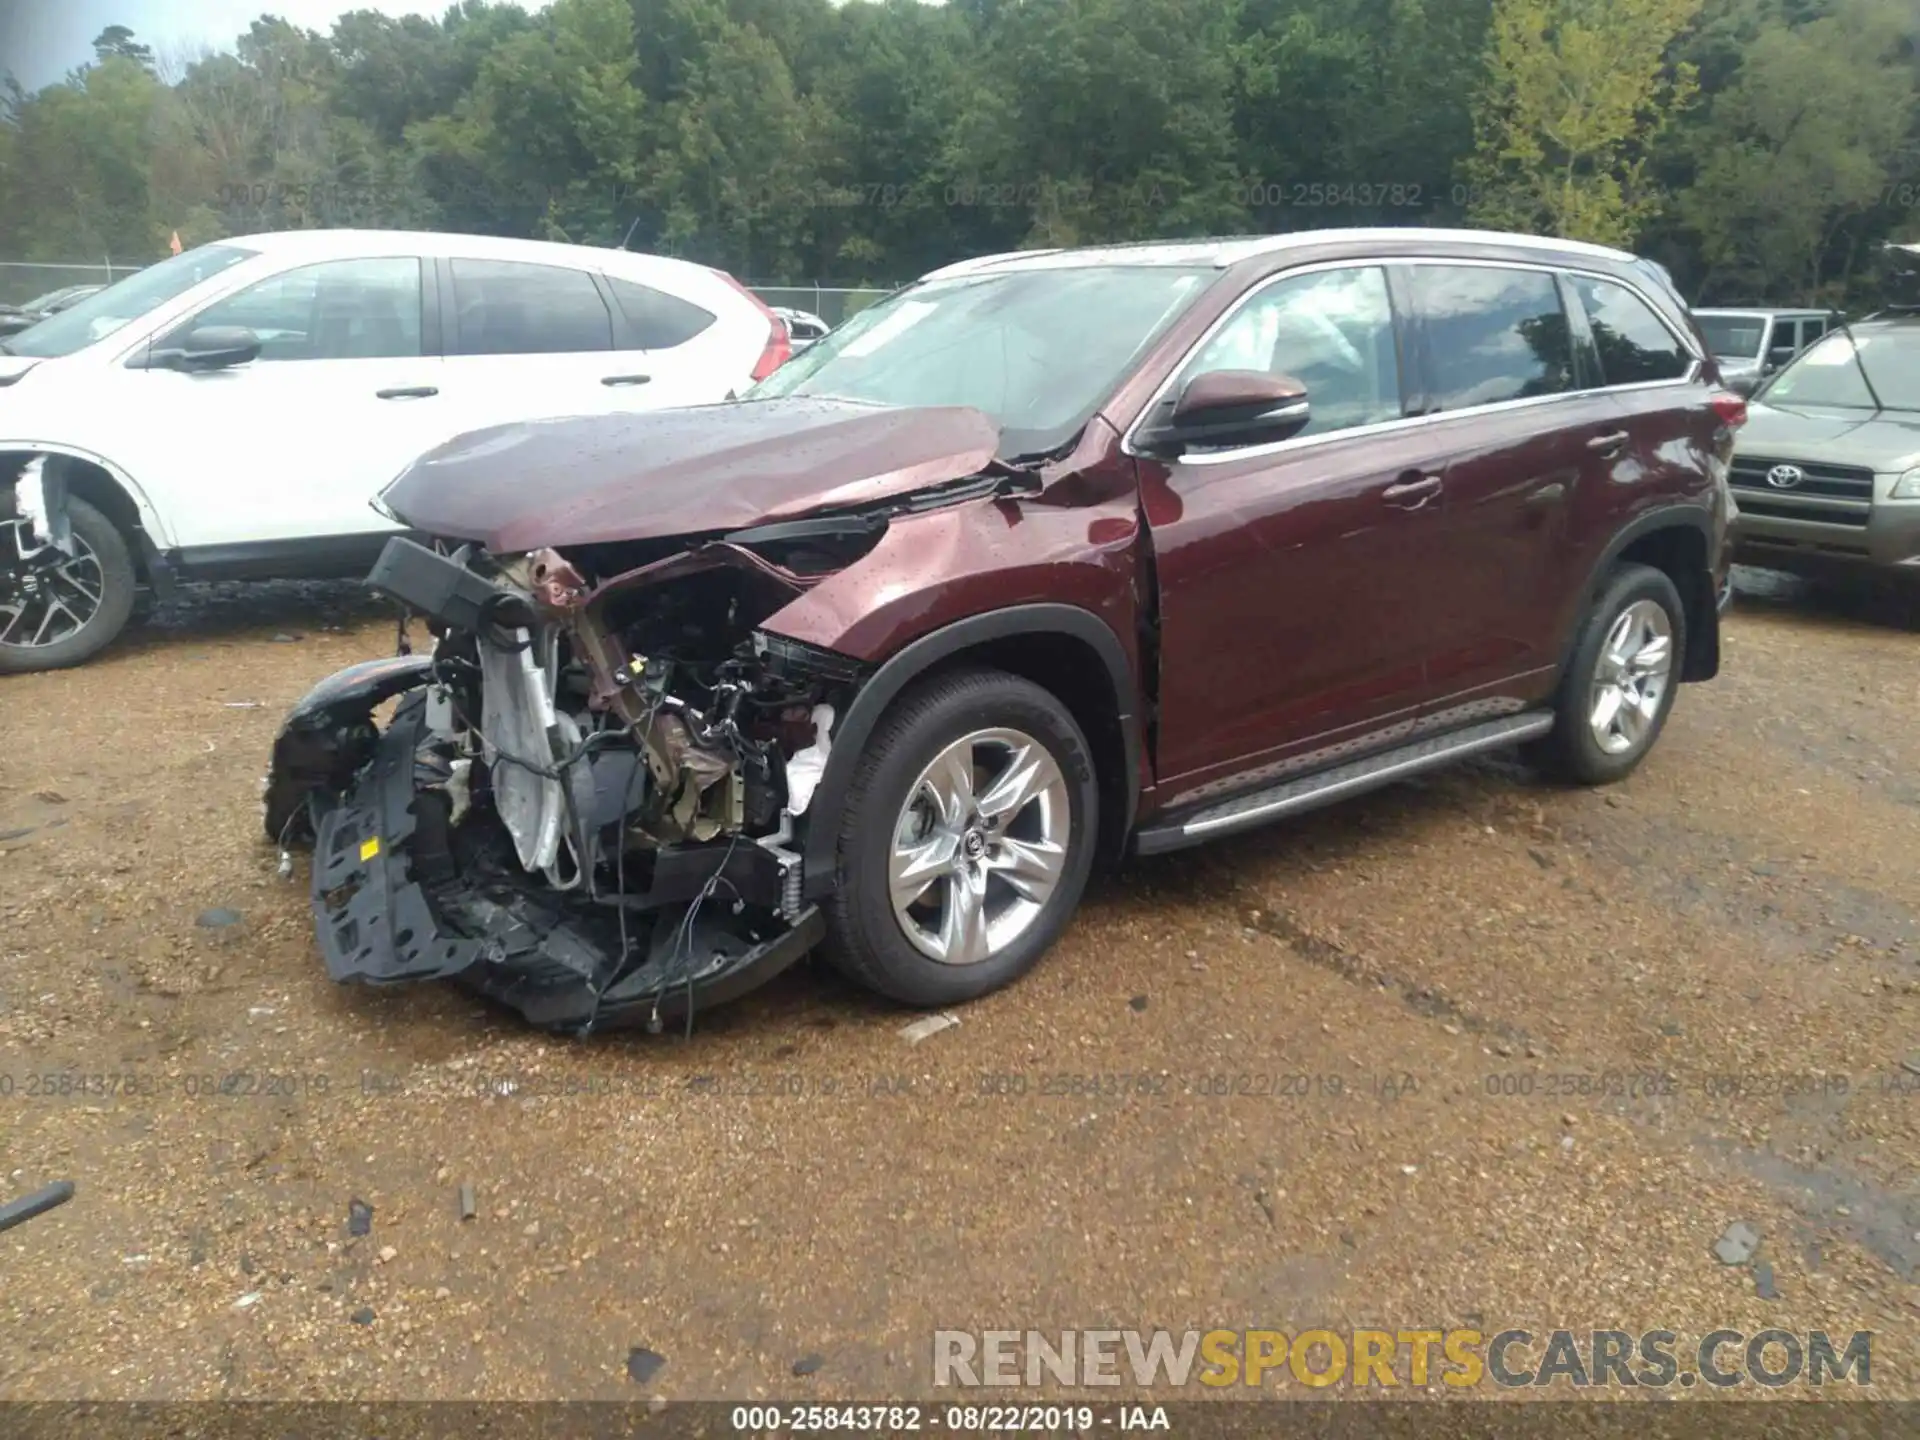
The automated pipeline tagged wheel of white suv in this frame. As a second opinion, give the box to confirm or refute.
[1533,562,1687,785]
[0,486,138,674]
[823,666,1100,1007]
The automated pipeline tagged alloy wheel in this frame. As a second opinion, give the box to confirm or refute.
[0,519,105,651]
[1588,599,1673,756]
[888,727,1071,966]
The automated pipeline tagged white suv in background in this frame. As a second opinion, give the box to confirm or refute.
[0,230,791,672]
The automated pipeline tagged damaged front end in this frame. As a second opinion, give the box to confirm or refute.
[265,530,876,1033]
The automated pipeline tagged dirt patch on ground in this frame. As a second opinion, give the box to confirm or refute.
[0,571,1915,1400]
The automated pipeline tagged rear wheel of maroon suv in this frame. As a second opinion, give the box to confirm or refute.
[1532,562,1688,785]
[823,667,1100,1006]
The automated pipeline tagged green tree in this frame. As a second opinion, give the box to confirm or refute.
[1466,0,1705,245]
[0,0,1906,298]
[1680,0,1917,300]
[805,0,978,278]
[655,18,819,273]
[413,0,649,241]
[1231,0,1494,226]
[6,56,175,259]
[92,25,156,71]
[332,3,534,148]
[944,0,1245,251]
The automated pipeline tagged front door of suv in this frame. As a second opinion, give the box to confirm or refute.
[1137,263,1441,802]
[109,254,446,557]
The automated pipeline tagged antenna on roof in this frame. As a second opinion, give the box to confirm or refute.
[619,216,642,253]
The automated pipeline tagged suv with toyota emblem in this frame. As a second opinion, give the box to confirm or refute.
[1729,310,1920,585]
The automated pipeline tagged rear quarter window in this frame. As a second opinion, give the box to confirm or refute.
[1569,276,1691,386]
[608,276,716,350]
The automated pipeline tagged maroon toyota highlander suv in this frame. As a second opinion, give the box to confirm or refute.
[266,228,1743,1032]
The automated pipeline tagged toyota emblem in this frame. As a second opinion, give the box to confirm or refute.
[1765,464,1806,489]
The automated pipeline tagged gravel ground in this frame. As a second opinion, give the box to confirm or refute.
[0,569,1916,1402]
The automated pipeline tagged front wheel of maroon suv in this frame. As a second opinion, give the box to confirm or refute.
[1532,562,1688,786]
[823,666,1100,1007]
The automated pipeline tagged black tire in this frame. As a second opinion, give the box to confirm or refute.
[823,666,1099,1007]
[1532,562,1687,785]
[0,486,137,673]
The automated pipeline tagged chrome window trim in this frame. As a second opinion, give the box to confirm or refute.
[1120,254,1702,467]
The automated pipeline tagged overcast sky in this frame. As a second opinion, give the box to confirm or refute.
[1,0,482,90]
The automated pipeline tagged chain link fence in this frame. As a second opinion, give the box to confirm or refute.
[1,262,893,331]
[747,285,893,326]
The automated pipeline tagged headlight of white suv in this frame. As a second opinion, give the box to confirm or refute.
[1894,467,1920,500]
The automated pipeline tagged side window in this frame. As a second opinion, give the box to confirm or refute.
[1568,274,1691,386]
[450,259,613,356]
[180,258,422,362]
[1414,265,1574,411]
[1179,266,1403,438]
[1768,319,1803,365]
[607,276,716,349]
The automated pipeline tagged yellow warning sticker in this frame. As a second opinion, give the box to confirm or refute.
[359,837,381,861]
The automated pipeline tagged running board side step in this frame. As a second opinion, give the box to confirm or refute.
[1133,712,1555,857]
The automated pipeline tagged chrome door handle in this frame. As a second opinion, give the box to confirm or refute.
[1383,474,1442,508]
[376,385,438,400]
[601,373,652,387]
[1586,430,1629,455]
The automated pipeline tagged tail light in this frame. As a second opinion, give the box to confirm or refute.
[713,269,792,381]
[1709,391,1748,428]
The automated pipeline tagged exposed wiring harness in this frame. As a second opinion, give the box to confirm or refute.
[581,679,669,1037]
[421,623,764,1039]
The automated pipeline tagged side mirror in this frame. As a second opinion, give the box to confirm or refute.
[1137,370,1312,454]
[1726,373,1762,398]
[157,325,261,373]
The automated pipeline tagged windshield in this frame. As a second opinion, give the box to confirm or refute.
[1760,325,1920,412]
[749,264,1215,457]
[4,245,253,358]
[1696,315,1765,361]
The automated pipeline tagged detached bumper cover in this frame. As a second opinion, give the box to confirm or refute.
[311,701,471,985]
[264,654,435,844]
[307,697,823,1032]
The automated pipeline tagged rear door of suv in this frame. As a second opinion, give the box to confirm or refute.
[1561,268,1719,617]
[434,255,636,429]
[1398,260,1633,713]
[430,254,759,429]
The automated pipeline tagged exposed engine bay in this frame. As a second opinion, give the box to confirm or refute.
[264,528,885,1034]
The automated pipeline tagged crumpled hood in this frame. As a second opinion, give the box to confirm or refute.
[379,397,1002,553]
[1738,402,1920,474]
